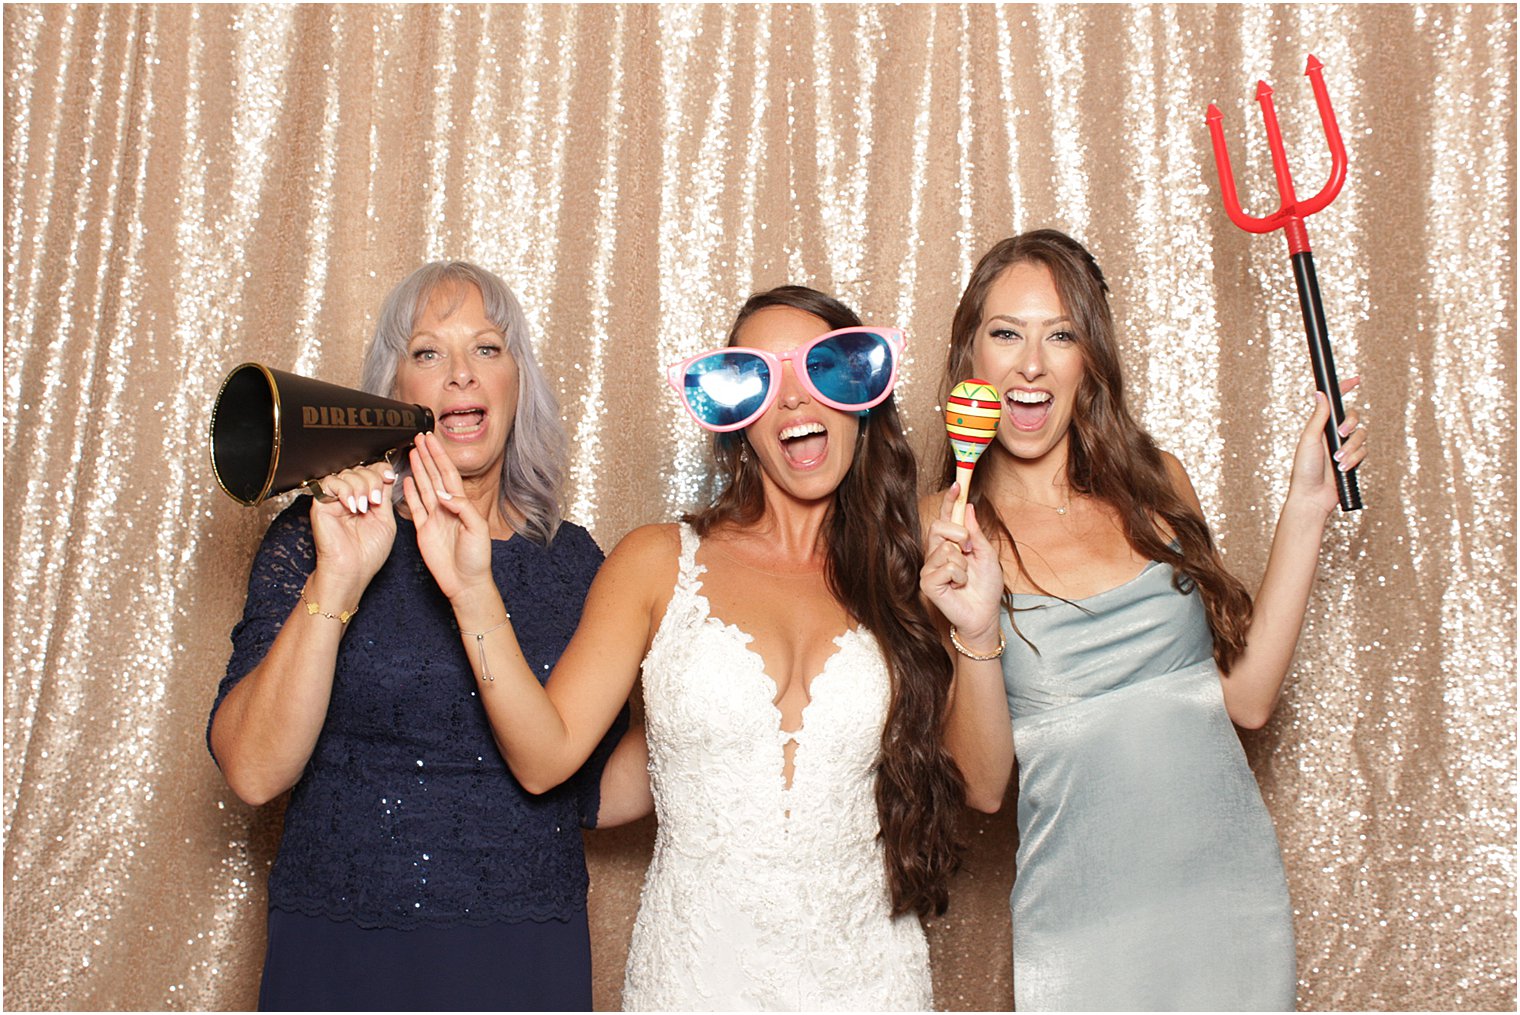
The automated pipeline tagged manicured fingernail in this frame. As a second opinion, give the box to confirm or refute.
[371,489,383,505]
[1334,450,1344,462]
[346,495,358,513]
[438,490,454,501]
[383,469,397,481]
[358,496,369,513]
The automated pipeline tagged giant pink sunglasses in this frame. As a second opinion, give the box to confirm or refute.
[666,326,905,433]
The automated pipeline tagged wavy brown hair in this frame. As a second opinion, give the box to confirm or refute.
[687,285,964,917]
[940,230,1254,671]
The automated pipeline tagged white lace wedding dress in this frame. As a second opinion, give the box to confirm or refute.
[621,523,933,1012]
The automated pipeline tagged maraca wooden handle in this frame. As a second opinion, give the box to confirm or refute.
[951,464,974,525]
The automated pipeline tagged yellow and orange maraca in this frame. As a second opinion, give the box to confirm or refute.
[944,379,1001,524]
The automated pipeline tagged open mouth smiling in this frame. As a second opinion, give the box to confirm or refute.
[1006,389,1053,431]
[439,407,486,436]
[778,421,828,466]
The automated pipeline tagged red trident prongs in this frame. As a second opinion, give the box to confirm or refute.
[1205,55,1363,512]
[1206,55,1347,257]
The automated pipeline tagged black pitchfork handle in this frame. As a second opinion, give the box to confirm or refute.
[1291,251,1362,512]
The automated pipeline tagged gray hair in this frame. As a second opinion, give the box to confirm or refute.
[359,261,567,546]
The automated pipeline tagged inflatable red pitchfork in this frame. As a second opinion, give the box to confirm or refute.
[1206,55,1364,512]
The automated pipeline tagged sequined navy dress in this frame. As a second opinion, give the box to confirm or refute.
[210,499,624,1011]
[1001,559,1296,1011]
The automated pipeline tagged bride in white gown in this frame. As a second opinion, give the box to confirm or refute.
[625,519,931,1010]
[399,285,967,1010]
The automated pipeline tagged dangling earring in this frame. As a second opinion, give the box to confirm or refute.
[738,440,751,464]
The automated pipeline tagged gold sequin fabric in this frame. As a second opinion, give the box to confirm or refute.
[3,5,1514,1010]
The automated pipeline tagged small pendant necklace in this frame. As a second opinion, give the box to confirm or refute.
[1011,489,1071,516]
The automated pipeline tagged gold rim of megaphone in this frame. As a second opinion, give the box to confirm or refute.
[209,362,281,507]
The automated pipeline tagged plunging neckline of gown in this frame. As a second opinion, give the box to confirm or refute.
[692,586,859,726]
[685,547,861,790]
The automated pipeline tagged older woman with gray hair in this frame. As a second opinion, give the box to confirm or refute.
[208,261,642,1010]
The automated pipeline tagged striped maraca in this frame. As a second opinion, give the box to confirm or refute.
[945,379,1001,524]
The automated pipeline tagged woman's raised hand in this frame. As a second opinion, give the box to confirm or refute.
[308,462,398,586]
[1288,377,1368,516]
[920,483,1005,652]
[402,432,494,602]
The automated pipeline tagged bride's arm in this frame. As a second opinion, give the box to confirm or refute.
[595,722,653,828]
[455,524,674,792]
[406,432,671,792]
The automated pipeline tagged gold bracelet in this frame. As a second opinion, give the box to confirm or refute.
[461,614,511,682]
[299,588,358,625]
[950,625,1004,661]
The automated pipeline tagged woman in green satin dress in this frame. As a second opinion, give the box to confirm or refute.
[919,229,1368,1010]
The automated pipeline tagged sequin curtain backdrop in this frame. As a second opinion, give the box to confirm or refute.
[3,4,1513,1010]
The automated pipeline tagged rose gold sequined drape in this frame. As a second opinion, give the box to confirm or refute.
[4,5,1514,1010]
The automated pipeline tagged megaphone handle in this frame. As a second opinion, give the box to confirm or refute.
[302,479,339,503]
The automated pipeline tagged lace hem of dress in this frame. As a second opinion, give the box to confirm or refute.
[268,896,587,931]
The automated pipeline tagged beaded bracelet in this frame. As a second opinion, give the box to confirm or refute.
[950,625,1005,661]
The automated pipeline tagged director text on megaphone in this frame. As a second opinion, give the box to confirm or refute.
[210,363,435,506]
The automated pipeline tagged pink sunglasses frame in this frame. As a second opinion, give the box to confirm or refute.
[665,326,907,433]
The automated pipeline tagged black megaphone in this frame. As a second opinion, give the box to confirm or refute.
[210,362,435,506]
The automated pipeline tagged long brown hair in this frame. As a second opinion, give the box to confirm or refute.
[940,230,1254,671]
[688,285,964,917]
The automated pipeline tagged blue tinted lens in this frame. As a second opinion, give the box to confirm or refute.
[684,352,771,427]
[805,330,893,406]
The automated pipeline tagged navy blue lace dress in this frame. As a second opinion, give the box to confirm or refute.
[209,499,625,1011]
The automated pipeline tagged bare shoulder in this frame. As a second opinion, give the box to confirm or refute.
[605,522,682,574]
[594,523,683,655]
[579,524,681,643]
[1159,451,1204,514]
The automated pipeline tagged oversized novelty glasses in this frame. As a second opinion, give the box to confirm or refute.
[666,327,905,432]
